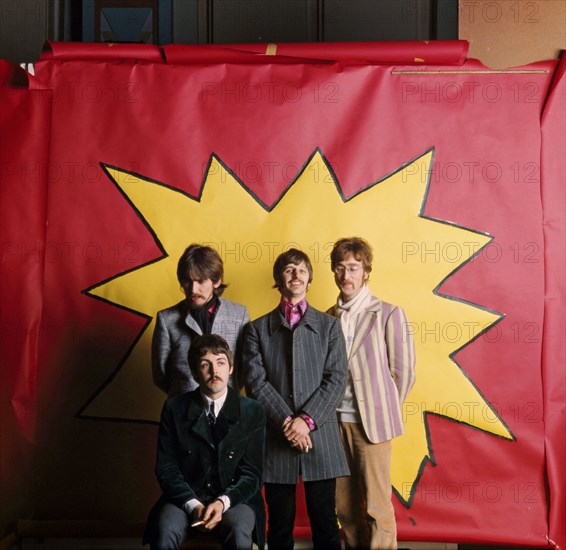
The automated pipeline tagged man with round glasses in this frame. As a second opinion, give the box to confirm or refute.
[328,237,416,550]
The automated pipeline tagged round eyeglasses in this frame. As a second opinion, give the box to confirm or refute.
[333,265,362,275]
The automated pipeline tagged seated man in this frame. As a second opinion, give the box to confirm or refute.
[145,334,266,550]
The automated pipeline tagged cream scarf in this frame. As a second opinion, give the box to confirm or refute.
[336,284,372,356]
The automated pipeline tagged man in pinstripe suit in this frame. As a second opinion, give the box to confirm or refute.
[328,237,416,550]
[242,248,349,550]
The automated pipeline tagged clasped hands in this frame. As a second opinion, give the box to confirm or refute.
[283,416,312,454]
[191,499,224,531]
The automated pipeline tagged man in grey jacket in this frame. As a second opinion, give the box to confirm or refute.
[152,244,249,397]
[242,248,348,550]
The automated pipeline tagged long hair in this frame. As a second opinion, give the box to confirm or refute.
[177,244,227,295]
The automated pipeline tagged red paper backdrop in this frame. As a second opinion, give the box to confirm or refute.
[0,60,51,533]
[0,42,564,547]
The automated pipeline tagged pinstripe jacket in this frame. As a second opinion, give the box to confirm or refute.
[328,295,416,443]
[242,305,350,484]
[152,298,250,397]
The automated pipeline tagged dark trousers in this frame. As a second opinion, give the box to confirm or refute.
[264,479,341,550]
[146,501,256,550]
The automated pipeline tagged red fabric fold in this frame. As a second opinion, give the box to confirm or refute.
[0,58,52,527]
[540,54,566,550]
[163,40,469,65]
[40,41,164,62]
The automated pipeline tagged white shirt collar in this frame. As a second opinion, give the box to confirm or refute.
[201,389,228,416]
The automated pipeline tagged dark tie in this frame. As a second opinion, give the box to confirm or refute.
[207,402,216,427]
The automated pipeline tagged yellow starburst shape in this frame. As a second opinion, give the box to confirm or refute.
[84,149,513,501]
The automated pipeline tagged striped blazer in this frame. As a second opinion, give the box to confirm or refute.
[242,305,349,484]
[328,295,416,443]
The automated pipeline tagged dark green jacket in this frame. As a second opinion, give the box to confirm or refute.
[156,387,266,548]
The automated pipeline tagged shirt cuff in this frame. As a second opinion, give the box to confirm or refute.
[299,412,316,431]
[184,498,202,517]
[185,496,231,516]
[217,495,231,512]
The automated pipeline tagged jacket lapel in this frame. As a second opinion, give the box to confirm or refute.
[187,387,241,446]
[183,302,203,336]
[214,387,241,443]
[210,297,226,332]
[349,295,382,359]
[268,304,320,335]
[268,307,285,335]
[187,391,214,446]
[299,305,320,334]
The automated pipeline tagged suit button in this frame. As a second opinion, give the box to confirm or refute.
[289,394,293,399]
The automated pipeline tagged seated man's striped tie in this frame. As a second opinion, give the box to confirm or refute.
[207,402,216,427]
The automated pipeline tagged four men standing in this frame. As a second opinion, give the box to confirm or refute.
[148,239,416,549]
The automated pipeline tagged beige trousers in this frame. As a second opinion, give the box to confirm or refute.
[336,422,397,550]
